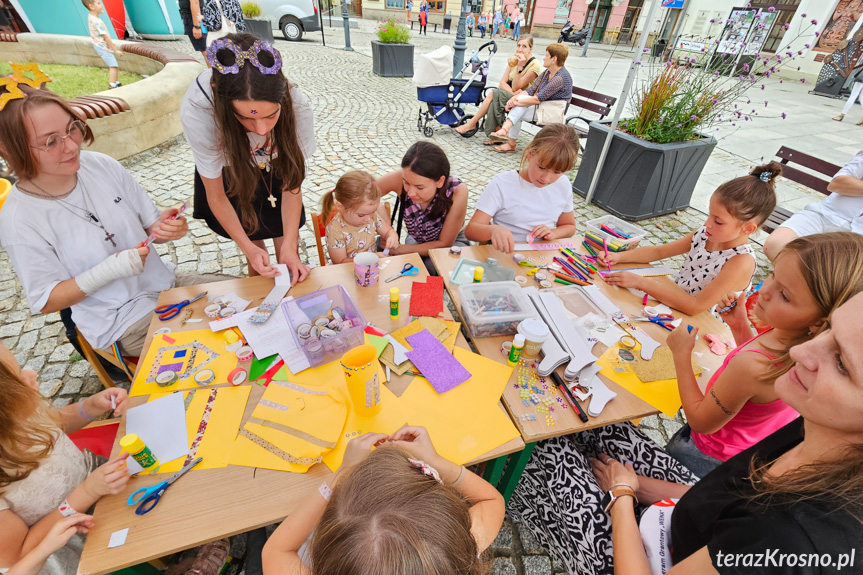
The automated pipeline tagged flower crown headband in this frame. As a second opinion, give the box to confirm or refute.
[0,63,52,111]
[206,37,283,76]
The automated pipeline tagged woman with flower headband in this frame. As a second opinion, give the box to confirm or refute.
[181,33,315,282]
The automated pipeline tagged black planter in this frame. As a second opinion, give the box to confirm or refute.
[245,18,274,43]
[371,40,414,77]
[573,121,717,221]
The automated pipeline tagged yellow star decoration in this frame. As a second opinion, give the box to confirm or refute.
[10,62,52,88]
[0,77,24,111]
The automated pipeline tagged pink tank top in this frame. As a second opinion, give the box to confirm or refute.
[691,329,800,461]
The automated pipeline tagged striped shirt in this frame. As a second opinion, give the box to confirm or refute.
[403,176,462,243]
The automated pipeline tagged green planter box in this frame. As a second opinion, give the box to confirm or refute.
[573,121,717,221]
[371,40,414,77]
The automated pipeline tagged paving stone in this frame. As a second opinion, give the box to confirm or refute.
[81,378,104,396]
[23,315,46,332]
[17,330,38,351]
[39,378,63,398]
[24,356,46,372]
[61,378,84,395]
[516,521,545,554]
[199,260,222,274]
[52,398,72,408]
[489,557,517,575]
[40,323,63,338]
[0,320,24,338]
[523,555,553,575]
[491,519,513,550]
[34,339,58,357]
[69,361,95,378]
[41,363,68,381]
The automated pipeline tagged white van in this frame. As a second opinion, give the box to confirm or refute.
[256,0,321,41]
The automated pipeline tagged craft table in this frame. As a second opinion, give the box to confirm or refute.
[78,253,524,575]
[429,243,732,497]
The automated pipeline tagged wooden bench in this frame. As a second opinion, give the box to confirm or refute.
[410,20,439,32]
[527,85,617,138]
[762,146,842,233]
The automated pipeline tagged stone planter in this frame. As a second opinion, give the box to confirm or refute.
[371,40,414,77]
[573,121,717,221]
[245,18,274,43]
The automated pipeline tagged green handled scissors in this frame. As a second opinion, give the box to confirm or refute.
[127,457,202,515]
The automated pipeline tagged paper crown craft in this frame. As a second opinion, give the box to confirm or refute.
[0,62,52,111]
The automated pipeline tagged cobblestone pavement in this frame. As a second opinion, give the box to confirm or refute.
[0,29,773,574]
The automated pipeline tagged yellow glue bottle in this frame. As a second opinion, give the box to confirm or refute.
[390,287,400,317]
[473,266,484,283]
[120,433,160,474]
[508,334,525,366]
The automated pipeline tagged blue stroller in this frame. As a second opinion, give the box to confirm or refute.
[413,41,497,137]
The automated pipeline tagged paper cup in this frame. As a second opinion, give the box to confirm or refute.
[353,252,380,287]
[517,318,550,358]
[341,344,381,415]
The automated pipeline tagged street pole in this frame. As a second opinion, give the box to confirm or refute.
[342,0,352,50]
[319,0,326,45]
[584,0,661,204]
[452,0,468,77]
[580,1,599,57]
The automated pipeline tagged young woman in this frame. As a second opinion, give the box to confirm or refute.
[181,33,314,283]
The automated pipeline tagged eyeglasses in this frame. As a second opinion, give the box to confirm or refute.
[29,120,86,154]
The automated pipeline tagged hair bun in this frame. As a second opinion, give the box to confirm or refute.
[749,161,782,185]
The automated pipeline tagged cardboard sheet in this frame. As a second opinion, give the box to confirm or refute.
[125,393,189,474]
[596,346,683,417]
[400,348,520,464]
[148,385,251,473]
[409,276,444,317]
[405,329,470,393]
[131,330,238,397]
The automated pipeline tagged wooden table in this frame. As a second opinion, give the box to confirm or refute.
[430,244,732,496]
[78,254,524,575]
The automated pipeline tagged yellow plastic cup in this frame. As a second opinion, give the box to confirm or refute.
[341,344,382,415]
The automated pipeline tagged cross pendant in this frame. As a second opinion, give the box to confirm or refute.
[268,194,277,208]
[104,232,116,247]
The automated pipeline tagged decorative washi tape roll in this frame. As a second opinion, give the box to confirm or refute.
[513,253,525,263]
[204,304,221,318]
[220,306,236,318]
[236,346,253,362]
[154,327,172,335]
[539,280,553,289]
[643,306,658,317]
[486,257,498,266]
[534,271,548,282]
[500,341,513,356]
[515,275,528,285]
[155,370,178,387]
[194,369,215,386]
[619,335,637,349]
[449,245,462,256]
[228,368,247,386]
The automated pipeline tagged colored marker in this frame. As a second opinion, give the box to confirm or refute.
[550,371,589,423]
[583,241,597,257]
[603,237,611,272]
[717,282,763,314]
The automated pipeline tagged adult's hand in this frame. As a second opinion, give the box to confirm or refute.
[591,453,640,493]
[193,27,203,39]
[151,207,189,242]
[667,324,698,357]
[244,244,279,278]
[277,248,310,286]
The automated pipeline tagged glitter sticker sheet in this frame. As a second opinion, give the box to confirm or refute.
[405,329,471,393]
[131,330,238,397]
[408,276,444,317]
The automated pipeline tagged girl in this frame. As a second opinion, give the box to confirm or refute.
[261,426,505,574]
[375,142,469,271]
[181,34,314,283]
[0,342,130,575]
[465,123,578,254]
[321,171,399,264]
[0,83,208,357]
[665,232,863,477]
[600,163,780,316]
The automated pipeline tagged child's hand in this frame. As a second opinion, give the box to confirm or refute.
[667,324,698,357]
[384,233,400,251]
[83,452,130,498]
[37,514,94,554]
[530,225,553,241]
[490,225,515,254]
[88,387,129,417]
[602,270,642,290]
[340,432,389,473]
[389,425,442,466]
[718,291,749,330]
[595,251,620,268]
[114,49,123,58]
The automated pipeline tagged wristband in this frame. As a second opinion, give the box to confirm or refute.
[318,482,332,502]
[58,499,78,518]
[77,400,97,422]
[449,465,467,487]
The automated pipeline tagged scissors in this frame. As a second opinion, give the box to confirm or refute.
[384,263,420,282]
[154,291,207,321]
[633,314,675,331]
[127,457,202,515]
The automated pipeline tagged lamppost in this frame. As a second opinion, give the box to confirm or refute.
[452,0,469,76]
[342,0,353,50]
[581,0,619,57]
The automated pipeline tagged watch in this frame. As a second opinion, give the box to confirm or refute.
[601,486,636,513]
[193,24,201,29]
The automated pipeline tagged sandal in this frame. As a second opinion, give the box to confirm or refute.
[833,114,845,122]
[185,539,230,575]
[494,142,517,153]
[857,118,863,126]
[482,139,498,146]
[455,124,475,134]
[488,133,509,142]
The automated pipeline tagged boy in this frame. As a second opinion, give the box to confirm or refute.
[82,0,123,89]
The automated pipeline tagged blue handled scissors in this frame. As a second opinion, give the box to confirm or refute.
[633,314,675,331]
[127,457,202,515]
[384,263,420,282]
[154,291,207,321]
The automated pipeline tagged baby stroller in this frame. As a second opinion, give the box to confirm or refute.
[413,41,497,137]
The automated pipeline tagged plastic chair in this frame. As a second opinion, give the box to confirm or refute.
[0,178,11,211]
[312,202,392,266]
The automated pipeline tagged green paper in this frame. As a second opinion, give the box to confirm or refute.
[366,334,388,357]
[250,354,279,382]
[274,365,289,380]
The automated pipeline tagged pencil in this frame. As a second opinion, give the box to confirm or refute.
[550,372,588,423]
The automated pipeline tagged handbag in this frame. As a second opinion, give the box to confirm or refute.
[535,100,567,125]
[206,0,237,46]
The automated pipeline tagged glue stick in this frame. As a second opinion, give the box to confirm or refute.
[390,287,399,317]
[473,266,484,283]
[120,433,160,473]
[508,334,525,365]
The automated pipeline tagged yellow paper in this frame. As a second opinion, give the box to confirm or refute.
[148,385,251,473]
[229,380,348,472]
[131,330,239,397]
[400,348,520,465]
[596,346,682,417]
[381,318,452,375]
[440,320,461,353]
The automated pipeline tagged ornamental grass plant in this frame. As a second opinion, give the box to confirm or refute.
[377,19,411,44]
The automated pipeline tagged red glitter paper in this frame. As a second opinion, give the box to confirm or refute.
[409,276,444,317]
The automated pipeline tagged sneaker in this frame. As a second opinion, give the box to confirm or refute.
[109,81,122,89]
[186,539,230,575]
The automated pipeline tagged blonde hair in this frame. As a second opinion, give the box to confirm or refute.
[320,171,381,223]
[310,445,484,575]
[521,123,580,174]
[0,353,59,495]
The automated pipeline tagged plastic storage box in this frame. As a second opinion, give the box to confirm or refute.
[282,285,366,368]
[457,281,536,338]
[583,215,647,252]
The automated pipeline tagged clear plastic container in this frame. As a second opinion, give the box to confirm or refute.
[282,285,366,368]
[584,215,647,252]
[457,281,536,338]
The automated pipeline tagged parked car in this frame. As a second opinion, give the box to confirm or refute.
[255,0,321,41]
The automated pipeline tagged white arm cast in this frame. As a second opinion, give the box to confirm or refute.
[74,249,144,295]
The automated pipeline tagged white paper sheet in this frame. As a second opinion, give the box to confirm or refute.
[108,528,129,548]
[222,297,311,373]
[125,393,189,474]
[273,264,293,286]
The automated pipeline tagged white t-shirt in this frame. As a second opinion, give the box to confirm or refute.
[180,69,316,179]
[474,170,574,240]
[0,152,176,350]
[814,149,863,231]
